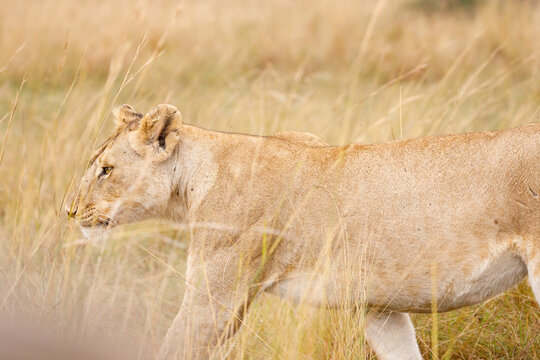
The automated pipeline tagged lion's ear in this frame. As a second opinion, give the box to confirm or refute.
[130,104,182,161]
[113,104,143,125]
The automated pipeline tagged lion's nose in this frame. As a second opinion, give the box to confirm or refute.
[66,204,78,218]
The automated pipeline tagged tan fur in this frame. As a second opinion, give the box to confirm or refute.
[67,104,540,360]
[269,130,329,147]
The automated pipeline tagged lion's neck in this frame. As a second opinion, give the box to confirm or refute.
[165,125,221,223]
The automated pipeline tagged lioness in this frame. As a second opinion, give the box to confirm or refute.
[67,104,540,360]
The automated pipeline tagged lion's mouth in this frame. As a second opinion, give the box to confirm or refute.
[77,214,117,242]
[77,212,115,228]
[97,218,111,227]
[80,218,113,228]
[80,221,108,228]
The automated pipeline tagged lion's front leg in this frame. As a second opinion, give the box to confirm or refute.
[158,249,258,360]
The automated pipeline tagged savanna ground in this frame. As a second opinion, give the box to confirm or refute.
[0,0,539,359]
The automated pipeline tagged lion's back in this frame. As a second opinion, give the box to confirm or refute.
[269,131,329,147]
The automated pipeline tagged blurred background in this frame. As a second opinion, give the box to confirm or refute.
[0,0,538,358]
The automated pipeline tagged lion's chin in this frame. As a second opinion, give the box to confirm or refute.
[80,225,110,246]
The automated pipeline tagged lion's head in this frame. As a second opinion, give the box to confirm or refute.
[66,104,182,238]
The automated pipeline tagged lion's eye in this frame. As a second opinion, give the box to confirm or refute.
[99,166,113,178]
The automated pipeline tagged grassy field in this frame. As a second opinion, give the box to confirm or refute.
[0,0,539,358]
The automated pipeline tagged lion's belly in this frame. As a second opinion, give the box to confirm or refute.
[366,248,527,313]
[435,250,527,311]
[266,247,527,313]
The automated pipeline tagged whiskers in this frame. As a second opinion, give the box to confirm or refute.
[76,205,117,228]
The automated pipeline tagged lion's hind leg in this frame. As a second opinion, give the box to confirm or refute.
[365,311,422,360]
[520,232,540,306]
[526,254,540,305]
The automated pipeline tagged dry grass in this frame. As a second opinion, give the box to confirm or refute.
[0,0,539,358]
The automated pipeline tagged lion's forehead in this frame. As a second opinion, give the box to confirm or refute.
[87,121,137,166]
[89,137,117,166]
